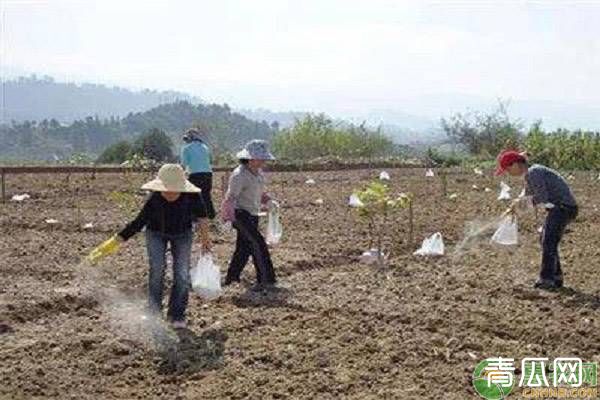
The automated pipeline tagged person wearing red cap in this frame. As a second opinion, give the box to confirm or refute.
[495,150,578,290]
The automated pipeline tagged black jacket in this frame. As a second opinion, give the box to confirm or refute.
[118,192,206,240]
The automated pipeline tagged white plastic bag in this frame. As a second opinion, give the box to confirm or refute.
[413,232,445,256]
[266,206,283,245]
[491,216,518,246]
[498,181,511,200]
[190,254,222,300]
[426,169,435,177]
[314,198,324,205]
[348,194,364,208]
[305,178,316,185]
[11,194,30,202]
[379,171,390,181]
[474,168,483,176]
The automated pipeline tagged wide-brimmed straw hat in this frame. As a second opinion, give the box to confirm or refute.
[236,140,276,160]
[142,164,201,193]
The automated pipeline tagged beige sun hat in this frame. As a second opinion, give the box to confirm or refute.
[142,164,201,193]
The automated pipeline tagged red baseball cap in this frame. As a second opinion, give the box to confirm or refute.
[495,150,527,176]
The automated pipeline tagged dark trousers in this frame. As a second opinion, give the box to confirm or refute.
[226,209,276,284]
[540,205,577,282]
[188,172,216,219]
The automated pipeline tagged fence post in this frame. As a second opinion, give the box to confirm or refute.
[1,169,5,203]
[408,199,414,247]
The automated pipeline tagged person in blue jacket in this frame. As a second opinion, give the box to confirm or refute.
[181,127,215,218]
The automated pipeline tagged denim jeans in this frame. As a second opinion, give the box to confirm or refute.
[226,209,276,284]
[540,205,577,282]
[145,229,193,322]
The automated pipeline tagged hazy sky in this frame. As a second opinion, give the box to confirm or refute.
[2,0,600,116]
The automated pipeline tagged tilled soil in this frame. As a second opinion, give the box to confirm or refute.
[1,168,599,399]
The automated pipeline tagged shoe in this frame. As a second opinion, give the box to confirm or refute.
[171,320,187,329]
[264,281,288,291]
[534,279,560,290]
[250,283,267,293]
[555,274,564,288]
[223,277,240,287]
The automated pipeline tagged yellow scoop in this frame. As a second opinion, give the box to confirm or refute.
[87,235,121,264]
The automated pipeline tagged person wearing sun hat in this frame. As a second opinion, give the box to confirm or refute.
[221,140,279,291]
[116,164,211,328]
[495,149,578,290]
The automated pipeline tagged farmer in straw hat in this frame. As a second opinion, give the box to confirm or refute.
[116,164,211,328]
[221,140,279,291]
[495,150,578,290]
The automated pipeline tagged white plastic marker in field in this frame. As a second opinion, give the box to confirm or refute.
[360,249,386,265]
[472,184,479,190]
[474,167,484,176]
[484,187,491,192]
[83,223,94,230]
[348,194,364,208]
[425,169,435,177]
[379,171,390,181]
[314,198,324,205]
[190,254,222,300]
[414,232,445,256]
[305,178,316,185]
[498,181,511,200]
[448,193,459,200]
[11,194,31,202]
[45,219,59,224]
[491,216,518,246]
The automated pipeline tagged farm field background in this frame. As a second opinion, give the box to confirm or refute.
[1,168,599,399]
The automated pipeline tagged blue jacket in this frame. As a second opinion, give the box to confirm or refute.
[181,141,212,173]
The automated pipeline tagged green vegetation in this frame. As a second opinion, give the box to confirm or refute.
[442,101,600,170]
[0,101,275,162]
[354,180,412,266]
[524,122,600,170]
[272,114,400,161]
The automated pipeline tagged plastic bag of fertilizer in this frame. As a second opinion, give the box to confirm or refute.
[414,232,445,256]
[491,216,518,246]
[379,171,390,181]
[348,194,364,208]
[498,181,511,200]
[266,206,283,245]
[425,169,435,177]
[191,254,222,300]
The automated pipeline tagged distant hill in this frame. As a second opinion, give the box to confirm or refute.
[0,75,198,123]
[0,101,276,162]
[237,108,307,129]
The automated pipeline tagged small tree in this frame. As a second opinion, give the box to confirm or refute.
[354,180,411,266]
[441,100,522,157]
[133,128,174,162]
[96,141,133,164]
